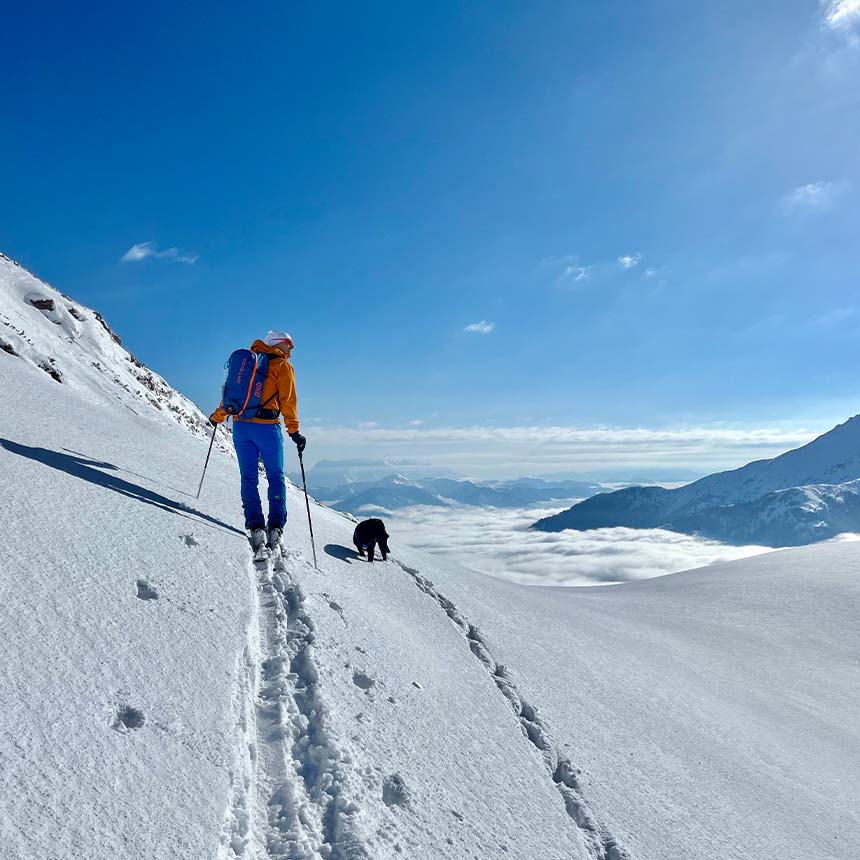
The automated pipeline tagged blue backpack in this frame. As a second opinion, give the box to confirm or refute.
[221,349,272,418]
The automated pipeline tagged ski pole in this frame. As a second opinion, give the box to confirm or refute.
[196,424,218,499]
[298,450,319,570]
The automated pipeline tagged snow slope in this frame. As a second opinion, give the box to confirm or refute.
[423,543,860,860]
[535,415,860,545]
[2,253,859,859]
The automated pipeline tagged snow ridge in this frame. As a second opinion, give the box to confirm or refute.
[0,251,232,454]
[395,561,629,860]
[220,550,368,859]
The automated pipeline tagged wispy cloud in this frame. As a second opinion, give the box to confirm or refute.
[121,241,199,264]
[618,251,642,269]
[464,320,495,334]
[303,422,822,479]
[543,253,660,287]
[782,180,844,211]
[822,0,860,33]
[563,264,591,281]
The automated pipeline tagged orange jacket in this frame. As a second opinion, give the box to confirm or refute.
[212,340,299,433]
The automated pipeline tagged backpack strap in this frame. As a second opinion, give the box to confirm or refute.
[249,350,282,419]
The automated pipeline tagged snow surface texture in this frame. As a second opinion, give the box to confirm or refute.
[536,414,860,545]
[2,253,859,859]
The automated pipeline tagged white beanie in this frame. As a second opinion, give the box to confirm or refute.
[264,329,294,347]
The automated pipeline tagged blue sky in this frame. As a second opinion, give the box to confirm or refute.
[2,2,859,476]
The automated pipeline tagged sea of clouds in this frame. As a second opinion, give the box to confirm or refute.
[379,503,773,586]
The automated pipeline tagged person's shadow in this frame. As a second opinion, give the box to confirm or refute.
[0,438,243,537]
[324,543,360,564]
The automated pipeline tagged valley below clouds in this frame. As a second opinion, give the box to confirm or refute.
[380,503,773,586]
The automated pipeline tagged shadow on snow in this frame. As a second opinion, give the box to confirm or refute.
[0,438,243,537]
[324,543,361,564]
[62,446,195,498]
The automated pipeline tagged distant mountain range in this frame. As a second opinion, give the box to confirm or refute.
[293,466,608,514]
[293,458,459,488]
[534,416,860,546]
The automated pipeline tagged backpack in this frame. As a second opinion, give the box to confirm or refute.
[221,348,273,418]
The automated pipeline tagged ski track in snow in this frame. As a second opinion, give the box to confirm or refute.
[395,560,631,860]
[219,548,368,860]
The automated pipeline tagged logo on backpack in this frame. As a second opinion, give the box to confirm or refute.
[222,349,272,418]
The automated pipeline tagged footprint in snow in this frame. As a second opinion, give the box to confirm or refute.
[112,705,145,733]
[318,592,347,623]
[382,773,411,808]
[352,670,376,691]
[136,579,158,600]
[179,534,199,547]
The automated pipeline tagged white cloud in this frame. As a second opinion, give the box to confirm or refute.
[121,241,199,264]
[782,180,843,211]
[380,504,772,586]
[643,268,656,278]
[303,422,822,479]
[122,243,153,262]
[618,252,642,269]
[563,264,591,281]
[541,255,594,285]
[823,0,860,31]
[464,320,495,334]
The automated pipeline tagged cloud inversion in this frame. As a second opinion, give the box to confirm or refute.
[376,503,772,586]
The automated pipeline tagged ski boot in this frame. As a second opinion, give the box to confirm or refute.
[267,526,283,553]
[247,527,269,562]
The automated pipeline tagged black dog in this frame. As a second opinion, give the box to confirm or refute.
[353,518,390,562]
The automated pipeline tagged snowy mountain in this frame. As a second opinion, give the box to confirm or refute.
[2,253,859,860]
[331,479,449,512]
[666,479,860,545]
[534,416,860,545]
[0,251,229,453]
[296,458,460,488]
[316,469,606,515]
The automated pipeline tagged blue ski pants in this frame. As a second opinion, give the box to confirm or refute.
[232,421,287,530]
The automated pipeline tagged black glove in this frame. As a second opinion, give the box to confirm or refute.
[289,431,307,453]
